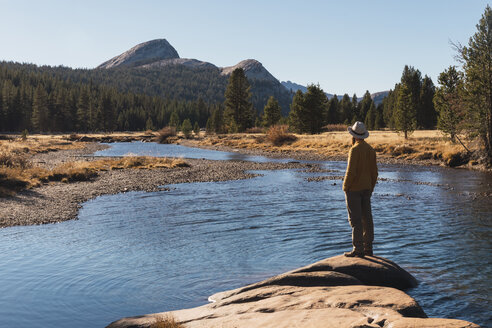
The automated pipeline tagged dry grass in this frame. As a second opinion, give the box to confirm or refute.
[198,130,475,166]
[0,134,189,197]
[0,135,86,156]
[266,125,298,146]
[0,156,189,197]
[150,315,185,328]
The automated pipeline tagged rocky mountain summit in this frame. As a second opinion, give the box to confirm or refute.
[98,40,280,85]
[97,39,179,69]
[221,59,278,83]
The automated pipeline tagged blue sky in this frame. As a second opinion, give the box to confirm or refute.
[0,0,489,96]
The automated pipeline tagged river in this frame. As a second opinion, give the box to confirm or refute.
[0,142,490,327]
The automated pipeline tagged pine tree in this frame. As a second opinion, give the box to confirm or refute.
[457,5,492,162]
[262,96,281,127]
[364,102,376,130]
[210,106,224,133]
[223,68,254,132]
[193,121,200,135]
[32,85,49,132]
[326,95,339,124]
[288,90,305,133]
[394,84,416,139]
[383,84,401,129]
[0,85,3,131]
[145,117,155,131]
[77,87,90,131]
[9,88,22,131]
[288,85,327,134]
[181,118,192,138]
[358,91,373,122]
[2,81,13,131]
[303,84,328,133]
[433,66,464,142]
[420,75,437,129]
[401,65,423,128]
[351,94,359,123]
[339,94,352,124]
[54,89,68,131]
[169,110,180,130]
[375,104,385,130]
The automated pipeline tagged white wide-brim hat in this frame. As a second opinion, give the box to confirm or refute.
[348,121,369,139]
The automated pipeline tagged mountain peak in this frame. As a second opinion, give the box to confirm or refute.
[97,39,179,69]
[221,59,277,82]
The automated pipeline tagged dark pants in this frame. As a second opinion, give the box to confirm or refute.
[345,190,374,253]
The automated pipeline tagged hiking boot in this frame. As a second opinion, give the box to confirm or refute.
[364,249,373,256]
[344,250,364,257]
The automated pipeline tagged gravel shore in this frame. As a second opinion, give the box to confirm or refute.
[0,143,312,228]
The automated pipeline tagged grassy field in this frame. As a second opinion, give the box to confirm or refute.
[194,129,478,167]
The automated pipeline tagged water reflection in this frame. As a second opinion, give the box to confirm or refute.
[0,143,490,328]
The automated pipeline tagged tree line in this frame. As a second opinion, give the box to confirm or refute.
[0,64,217,132]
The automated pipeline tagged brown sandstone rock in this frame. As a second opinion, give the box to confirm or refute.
[106,255,480,328]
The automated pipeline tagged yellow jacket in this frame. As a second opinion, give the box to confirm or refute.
[342,140,378,192]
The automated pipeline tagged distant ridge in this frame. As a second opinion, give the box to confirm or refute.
[281,81,389,105]
[96,39,389,111]
[97,40,293,114]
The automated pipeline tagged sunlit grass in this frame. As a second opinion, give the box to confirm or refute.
[0,137,189,197]
[197,130,473,165]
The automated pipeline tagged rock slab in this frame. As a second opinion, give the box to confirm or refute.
[107,255,480,328]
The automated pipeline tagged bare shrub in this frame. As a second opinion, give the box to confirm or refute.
[266,125,297,146]
[157,127,177,144]
[0,150,30,169]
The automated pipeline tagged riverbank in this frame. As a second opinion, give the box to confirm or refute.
[184,130,491,171]
[107,254,480,328]
[0,140,310,228]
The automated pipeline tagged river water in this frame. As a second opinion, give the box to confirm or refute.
[0,142,490,328]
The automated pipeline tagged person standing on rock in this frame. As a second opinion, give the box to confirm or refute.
[342,121,378,257]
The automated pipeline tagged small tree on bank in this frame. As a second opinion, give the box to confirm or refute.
[395,84,416,139]
[193,121,200,136]
[169,110,180,131]
[262,96,281,127]
[181,118,192,139]
[433,66,464,142]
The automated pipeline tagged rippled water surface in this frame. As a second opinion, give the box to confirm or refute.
[0,143,491,328]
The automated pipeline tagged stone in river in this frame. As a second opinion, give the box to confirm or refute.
[106,255,480,328]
